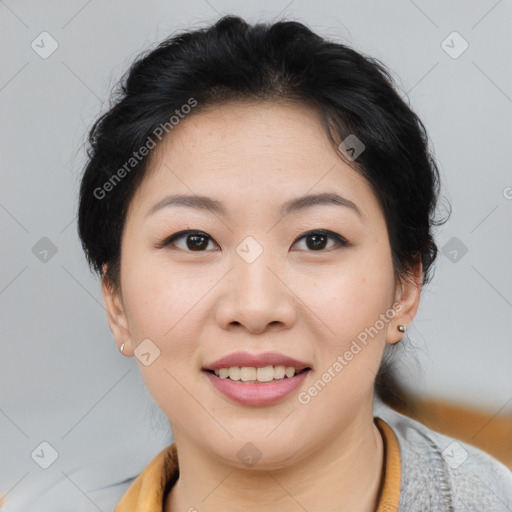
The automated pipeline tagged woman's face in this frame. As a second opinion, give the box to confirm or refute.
[105,100,418,469]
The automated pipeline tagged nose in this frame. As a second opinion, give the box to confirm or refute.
[215,250,298,335]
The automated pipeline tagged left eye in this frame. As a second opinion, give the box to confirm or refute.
[292,230,348,251]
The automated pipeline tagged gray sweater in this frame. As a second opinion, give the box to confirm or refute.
[374,397,512,511]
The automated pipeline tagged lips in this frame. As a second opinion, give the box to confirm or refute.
[202,352,312,406]
[203,365,311,406]
[202,351,312,372]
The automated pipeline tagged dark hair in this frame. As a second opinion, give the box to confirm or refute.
[78,15,446,409]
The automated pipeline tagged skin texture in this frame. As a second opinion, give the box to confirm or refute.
[103,100,422,512]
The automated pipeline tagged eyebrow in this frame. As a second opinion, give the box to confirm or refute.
[146,192,363,219]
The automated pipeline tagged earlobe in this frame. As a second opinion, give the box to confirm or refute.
[387,260,423,345]
[101,275,133,355]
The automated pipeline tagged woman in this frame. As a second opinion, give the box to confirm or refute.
[77,15,512,512]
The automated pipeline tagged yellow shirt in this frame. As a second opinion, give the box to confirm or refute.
[114,417,401,512]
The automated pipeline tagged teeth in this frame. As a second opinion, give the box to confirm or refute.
[285,366,295,378]
[218,368,229,379]
[240,367,257,382]
[274,365,285,379]
[256,366,274,382]
[212,365,303,382]
[228,367,241,381]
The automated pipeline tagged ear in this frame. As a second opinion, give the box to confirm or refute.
[101,269,133,355]
[386,258,423,345]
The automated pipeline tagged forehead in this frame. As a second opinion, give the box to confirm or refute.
[129,100,381,222]
[152,99,335,168]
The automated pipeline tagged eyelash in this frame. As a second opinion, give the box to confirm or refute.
[156,229,350,252]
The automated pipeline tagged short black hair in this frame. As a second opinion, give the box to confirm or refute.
[78,15,447,407]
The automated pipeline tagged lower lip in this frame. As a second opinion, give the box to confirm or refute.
[203,370,310,406]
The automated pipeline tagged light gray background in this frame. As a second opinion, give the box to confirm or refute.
[1,0,511,510]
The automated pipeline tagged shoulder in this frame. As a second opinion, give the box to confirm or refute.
[374,398,512,512]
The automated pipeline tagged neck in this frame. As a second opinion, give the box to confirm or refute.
[165,400,384,512]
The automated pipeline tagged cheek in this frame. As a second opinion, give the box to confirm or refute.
[305,250,395,346]
[121,241,213,334]
[119,259,213,410]
[296,262,394,417]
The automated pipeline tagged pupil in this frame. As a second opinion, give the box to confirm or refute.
[187,234,208,251]
[307,233,326,250]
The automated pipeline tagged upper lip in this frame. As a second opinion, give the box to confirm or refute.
[203,352,311,371]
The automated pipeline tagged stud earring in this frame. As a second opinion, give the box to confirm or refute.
[120,343,125,353]
[397,325,407,333]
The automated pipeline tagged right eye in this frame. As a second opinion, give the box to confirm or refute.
[157,230,220,252]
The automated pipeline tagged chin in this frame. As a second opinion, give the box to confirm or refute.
[208,436,306,472]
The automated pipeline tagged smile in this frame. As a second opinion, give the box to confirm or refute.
[203,367,311,406]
